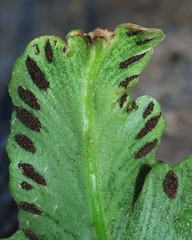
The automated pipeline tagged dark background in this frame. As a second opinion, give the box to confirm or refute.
[0,0,192,237]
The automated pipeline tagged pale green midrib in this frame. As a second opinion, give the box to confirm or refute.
[83,43,107,240]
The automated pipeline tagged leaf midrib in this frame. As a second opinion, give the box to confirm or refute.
[83,43,107,240]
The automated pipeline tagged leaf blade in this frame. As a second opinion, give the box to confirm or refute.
[7,24,166,239]
[126,156,192,240]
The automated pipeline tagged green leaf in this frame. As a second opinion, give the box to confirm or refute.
[126,156,192,240]
[4,231,25,240]
[5,23,190,240]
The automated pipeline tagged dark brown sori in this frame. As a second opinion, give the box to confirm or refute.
[20,181,33,191]
[18,201,43,215]
[118,93,128,108]
[62,46,67,53]
[26,56,49,90]
[54,40,57,45]
[15,134,36,153]
[33,44,40,55]
[119,53,146,69]
[136,38,154,46]
[15,106,41,132]
[23,228,40,240]
[135,139,158,159]
[136,114,161,139]
[119,74,140,89]
[45,39,53,63]
[18,86,40,110]
[143,101,155,118]
[127,30,143,37]
[18,162,47,186]
[163,170,178,199]
[127,100,138,113]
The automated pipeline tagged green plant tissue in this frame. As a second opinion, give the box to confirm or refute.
[4,23,192,240]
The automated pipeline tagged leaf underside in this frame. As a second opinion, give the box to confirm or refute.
[3,23,192,240]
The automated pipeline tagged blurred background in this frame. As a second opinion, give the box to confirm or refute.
[0,0,191,237]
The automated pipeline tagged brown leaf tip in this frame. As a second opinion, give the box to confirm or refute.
[88,28,115,43]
